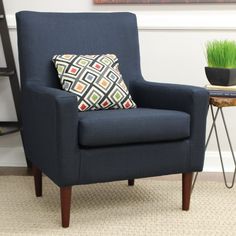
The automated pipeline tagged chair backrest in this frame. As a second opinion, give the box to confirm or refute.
[16,11,142,88]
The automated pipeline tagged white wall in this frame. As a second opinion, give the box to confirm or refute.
[1,0,236,171]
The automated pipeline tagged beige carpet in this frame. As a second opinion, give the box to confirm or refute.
[0,177,235,236]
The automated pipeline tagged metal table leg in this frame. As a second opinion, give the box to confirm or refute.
[192,105,236,190]
[192,105,219,191]
[218,108,236,188]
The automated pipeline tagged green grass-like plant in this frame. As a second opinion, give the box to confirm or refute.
[206,40,236,68]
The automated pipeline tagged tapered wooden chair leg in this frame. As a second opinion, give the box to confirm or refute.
[60,186,72,228]
[32,165,42,197]
[182,172,193,211]
[128,179,135,186]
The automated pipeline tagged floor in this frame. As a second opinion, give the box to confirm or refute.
[1,175,235,235]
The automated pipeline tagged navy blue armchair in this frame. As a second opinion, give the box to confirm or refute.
[16,11,209,228]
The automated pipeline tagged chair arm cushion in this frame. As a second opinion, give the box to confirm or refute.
[132,81,209,114]
[132,80,209,171]
[22,82,80,186]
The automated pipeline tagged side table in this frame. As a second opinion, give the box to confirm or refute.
[192,96,236,190]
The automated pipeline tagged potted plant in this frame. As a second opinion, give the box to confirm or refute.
[205,40,236,86]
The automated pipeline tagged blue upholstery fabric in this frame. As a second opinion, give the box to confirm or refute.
[78,108,190,147]
[21,82,79,185]
[16,11,209,187]
[16,11,141,89]
[79,140,190,184]
[132,81,209,170]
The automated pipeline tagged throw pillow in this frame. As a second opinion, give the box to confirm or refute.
[52,54,137,111]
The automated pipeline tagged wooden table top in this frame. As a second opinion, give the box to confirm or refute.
[210,96,236,108]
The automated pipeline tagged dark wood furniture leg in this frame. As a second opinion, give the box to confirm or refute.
[182,172,193,211]
[32,165,42,197]
[128,179,135,186]
[60,186,72,228]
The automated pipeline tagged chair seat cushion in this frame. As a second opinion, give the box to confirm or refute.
[78,108,190,147]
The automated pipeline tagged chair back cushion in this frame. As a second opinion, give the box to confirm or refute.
[16,11,142,88]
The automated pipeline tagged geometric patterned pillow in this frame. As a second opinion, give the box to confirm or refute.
[52,54,137,111]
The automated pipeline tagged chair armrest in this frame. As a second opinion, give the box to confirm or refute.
[132,81,209,114]
[22,82,80,186]
[132,81,209,171]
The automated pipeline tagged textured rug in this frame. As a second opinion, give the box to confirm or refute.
[0,176,235,236]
